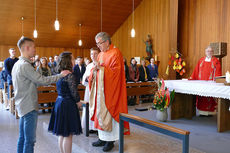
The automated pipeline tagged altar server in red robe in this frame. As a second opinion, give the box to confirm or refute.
[89,32,130,152]
[190,46,221,116]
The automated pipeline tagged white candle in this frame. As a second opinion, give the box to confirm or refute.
[226,71,230,83]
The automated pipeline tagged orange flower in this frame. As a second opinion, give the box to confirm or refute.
[153,79,175,111]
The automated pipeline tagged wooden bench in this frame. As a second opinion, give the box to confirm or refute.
[126,81,158,104]
[0,78,3,104]
[38,82,157,111]
[78,84,85,100]
[8,85,19,119]
[9,85,13,113]
[37,82,156,105]
[37,84,85,110]
[3,82,8,108]
[0,89,3,104]
[7,83,85,118]
[37,85,58,110]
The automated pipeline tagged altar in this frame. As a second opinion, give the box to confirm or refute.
[165,80,230,132]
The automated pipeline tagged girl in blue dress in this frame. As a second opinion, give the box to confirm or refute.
[48,52,82,153]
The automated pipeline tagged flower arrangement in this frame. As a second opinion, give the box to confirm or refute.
[153,79,175,111]
[166,52,186,76]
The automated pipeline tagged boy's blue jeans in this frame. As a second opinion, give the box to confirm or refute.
[17,110,38,153]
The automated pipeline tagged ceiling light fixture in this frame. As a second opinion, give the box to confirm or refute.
[54,0,60,31]
[131,0,135,38]
[101,0,103,32]
[21,17,24,39]
[78,24,82,46]
[33,0,38,38]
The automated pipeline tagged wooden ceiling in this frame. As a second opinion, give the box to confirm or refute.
[0,0,142,48]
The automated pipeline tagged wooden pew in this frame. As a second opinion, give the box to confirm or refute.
[0,89,3,104]
[7,83,85,118]
[9,85,13,113]
[37,82,156,110]
[78,85,85,100]
[3,82,8,108]
[37,84,85,110]
[8,85,19,119]
[37,85,57,110]
[0,77,3,104]
[126,81,158,104]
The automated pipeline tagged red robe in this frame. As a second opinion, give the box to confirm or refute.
[89,44,130,134]
[190,56,221,112]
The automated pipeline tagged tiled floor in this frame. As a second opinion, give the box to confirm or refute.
[0,103,229,153]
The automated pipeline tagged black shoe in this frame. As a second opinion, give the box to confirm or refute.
[89,130,98,134]
[103,141,114,152]
[92,139,106,147]
[199,114,213,117]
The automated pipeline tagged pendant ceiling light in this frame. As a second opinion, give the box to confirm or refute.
[21,17,24,39]
[54,0,60,31]
[78,24,82,46]
[101,0,103,32]
[131,0,135,38]
[33,0,38,38]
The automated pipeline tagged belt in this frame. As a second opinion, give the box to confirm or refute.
[57,96,72,99]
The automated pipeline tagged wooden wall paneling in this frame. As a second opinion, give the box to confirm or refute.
[178,0,230,78]
[168,0,178,79]
[112,0,178,79]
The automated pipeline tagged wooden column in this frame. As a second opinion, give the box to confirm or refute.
[217,98,230,132]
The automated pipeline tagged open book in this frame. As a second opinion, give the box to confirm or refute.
[215,76,226,79]
[215,76,226,83]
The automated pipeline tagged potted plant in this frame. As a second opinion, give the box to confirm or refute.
[153,79,175,122]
